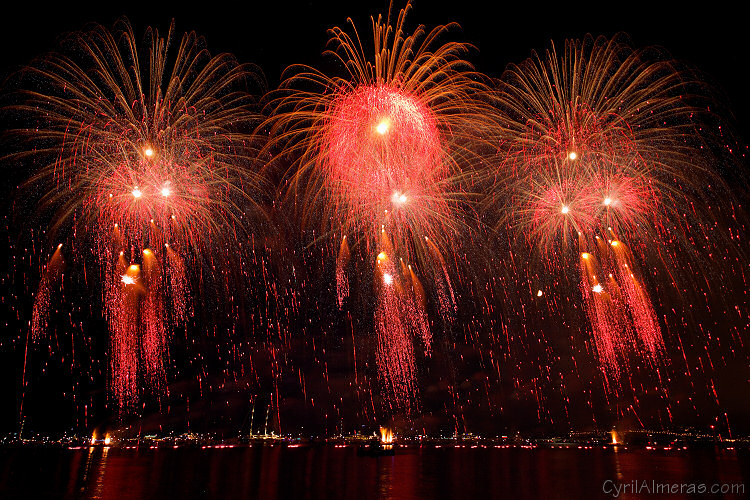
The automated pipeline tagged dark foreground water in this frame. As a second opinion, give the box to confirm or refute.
[1,445,748,499]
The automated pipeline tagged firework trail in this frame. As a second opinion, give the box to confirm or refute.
[5,19,266,410]
[375,251,417,409]
[263,1,495,412]
[488,34,747,406]
[336,236,350,308]
[609,240,664,358]
[31,244,64,341]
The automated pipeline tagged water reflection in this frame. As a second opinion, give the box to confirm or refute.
[0,446,746,500]
[87,446,109,499]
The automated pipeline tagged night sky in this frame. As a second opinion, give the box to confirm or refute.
[0,1,748,437]
[0,2,747,130]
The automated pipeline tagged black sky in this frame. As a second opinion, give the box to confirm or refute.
[0,1,747,137]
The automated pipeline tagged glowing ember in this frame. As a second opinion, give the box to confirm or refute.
[391,191,408,204]
[376,119,390,135]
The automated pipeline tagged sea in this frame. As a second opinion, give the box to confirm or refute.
[1,444,748,499]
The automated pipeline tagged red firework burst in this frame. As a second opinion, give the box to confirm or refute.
[488,34,735,393]
[325,85,446,238]
[8,19,265,410]
[264,1,494,411]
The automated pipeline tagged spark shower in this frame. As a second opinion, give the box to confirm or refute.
[2,1,747,434]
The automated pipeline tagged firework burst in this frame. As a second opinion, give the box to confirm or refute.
[5,19,266,409]
[263,1,495,410]
[488,34,742,393]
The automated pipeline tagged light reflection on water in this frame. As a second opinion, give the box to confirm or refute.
[0,445,747,499]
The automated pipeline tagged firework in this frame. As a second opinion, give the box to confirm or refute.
[488,34,740,393]
[263,1,494,410]
[375,251,417,409]
[6,19,265,409]
[31,244,64,341]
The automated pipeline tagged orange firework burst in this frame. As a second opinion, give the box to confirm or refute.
[488,34,738,390]
[263,1,494,410]
[6,19,266,409]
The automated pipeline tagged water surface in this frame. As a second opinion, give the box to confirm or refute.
[1,445,747,499]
